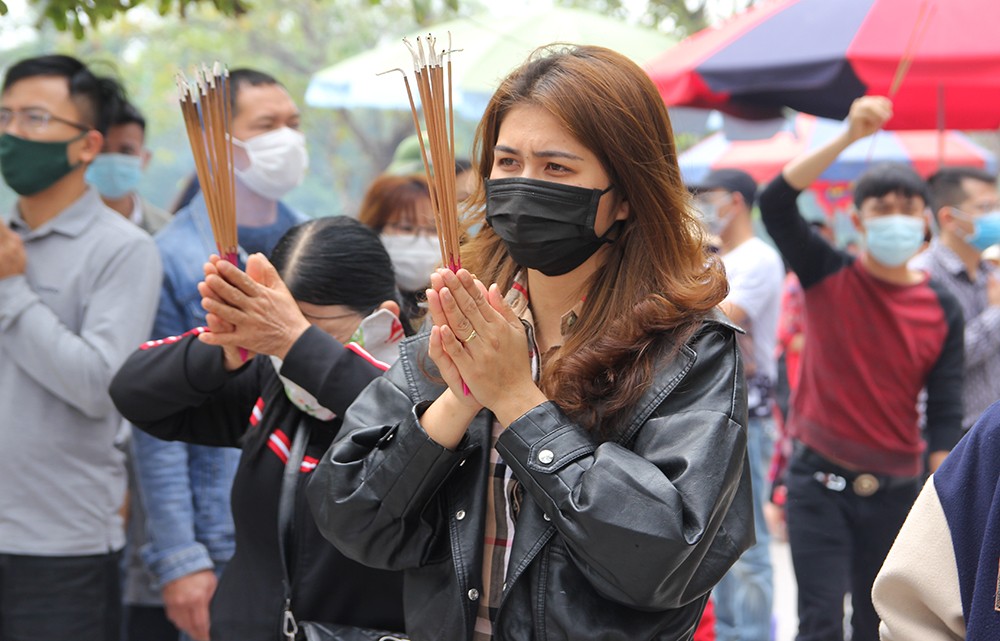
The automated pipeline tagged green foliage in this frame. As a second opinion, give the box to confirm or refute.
[23,0,250,39]
[556,0,711,37]
[20,0,467,37]
[19,0,719,39]
[0,0,727,219]
[0,0,471,218]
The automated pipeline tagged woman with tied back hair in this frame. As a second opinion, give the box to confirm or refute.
[110,217,408,640]
[308,45,753,641]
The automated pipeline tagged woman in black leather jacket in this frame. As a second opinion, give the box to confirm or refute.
[307,45,753,641]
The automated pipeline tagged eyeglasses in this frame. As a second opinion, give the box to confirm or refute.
[383,222,438,238]
[0,107,91,136]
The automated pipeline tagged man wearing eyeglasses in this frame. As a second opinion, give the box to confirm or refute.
[912,168,1000,432]
[0,54,162,641]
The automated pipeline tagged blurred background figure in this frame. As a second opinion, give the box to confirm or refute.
[0,54,162,641]
[87,93,179,641]
[913,167,1000,432]
[358,173,438,326]
[691,168,784,641]
[760,96,964,641]
[85,99,171,233]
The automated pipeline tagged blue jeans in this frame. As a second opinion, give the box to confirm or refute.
[714,415,775,641]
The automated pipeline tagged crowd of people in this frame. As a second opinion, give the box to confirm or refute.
[0,44,998,641]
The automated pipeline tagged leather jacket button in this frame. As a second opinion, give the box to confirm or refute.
[456,510,466,521]
[538,449,554,464]
[543,513,551,521]
[468,588,480,601]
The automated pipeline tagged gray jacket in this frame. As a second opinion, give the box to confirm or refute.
[307,312,753,641]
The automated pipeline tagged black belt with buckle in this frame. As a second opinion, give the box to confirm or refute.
[793,442,920,497]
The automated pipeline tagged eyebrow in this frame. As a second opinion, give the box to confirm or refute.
[494,144,583,161]
[1,104,47,112]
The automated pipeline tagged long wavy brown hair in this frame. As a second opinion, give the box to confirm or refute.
[462,45,728,439]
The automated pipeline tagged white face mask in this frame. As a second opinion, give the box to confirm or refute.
[232,127,308,201]
[268,308,404,421]
[380,234,441,292]
[347,307,405,366]
[269,355,336,421]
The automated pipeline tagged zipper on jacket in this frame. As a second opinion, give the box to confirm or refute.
[282,598,298,640]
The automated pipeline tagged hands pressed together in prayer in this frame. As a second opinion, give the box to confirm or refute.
[425,268,547,428]
[194,258,547,436]
[196,253,310,370]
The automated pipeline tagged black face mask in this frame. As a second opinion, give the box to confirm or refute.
[485,177,621,276]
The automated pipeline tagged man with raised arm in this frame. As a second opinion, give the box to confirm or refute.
[759,95,965,641]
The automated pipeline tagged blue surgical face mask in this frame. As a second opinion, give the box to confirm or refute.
[952,208,1000,252]
[85,153,143,199]
[695,194,734,236]
[864,214,926,268]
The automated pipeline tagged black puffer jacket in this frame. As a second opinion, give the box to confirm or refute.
[110,326,406,641]
[307,311,753,641]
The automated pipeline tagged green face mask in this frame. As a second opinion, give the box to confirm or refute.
[0,131,87,196]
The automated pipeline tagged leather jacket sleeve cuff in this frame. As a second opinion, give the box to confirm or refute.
[496,401,596,509]
[498,401,595,465]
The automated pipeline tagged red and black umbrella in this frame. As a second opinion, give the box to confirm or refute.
[647,0,1000,130]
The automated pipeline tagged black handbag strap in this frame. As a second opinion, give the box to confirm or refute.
[279,416,311,640]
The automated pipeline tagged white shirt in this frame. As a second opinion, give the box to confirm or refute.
[722,236,785,382]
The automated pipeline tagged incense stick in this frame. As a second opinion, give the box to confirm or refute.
[177,64,238,265]
[400,34,462,272]
[889,1,936,98]
[178,64,247,361]
[397,35,468,393]
[866,1,936,164]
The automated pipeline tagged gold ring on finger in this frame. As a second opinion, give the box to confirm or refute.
[463,329,478,343]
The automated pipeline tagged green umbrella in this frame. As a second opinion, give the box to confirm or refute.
[305,7,675,118]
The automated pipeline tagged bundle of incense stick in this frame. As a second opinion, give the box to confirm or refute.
[177,64,238,264]
[399,34,462,272]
